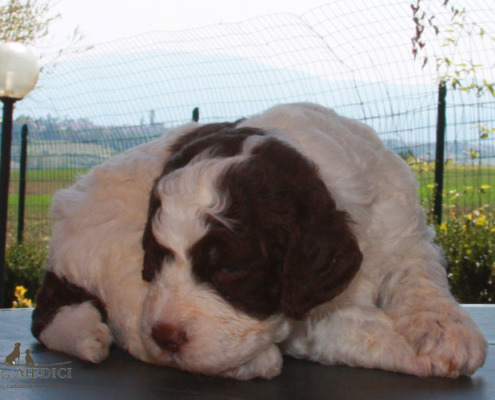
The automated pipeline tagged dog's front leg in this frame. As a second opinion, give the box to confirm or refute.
[32,272,113,364]
[379,246,488,377]
[282,305,432,377]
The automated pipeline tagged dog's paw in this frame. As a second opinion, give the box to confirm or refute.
[39,302,114,364]
[394,309,488,377]
[220,345,282,380]
[75,322,113,363]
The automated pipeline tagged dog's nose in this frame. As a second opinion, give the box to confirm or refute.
[151,323,187,353]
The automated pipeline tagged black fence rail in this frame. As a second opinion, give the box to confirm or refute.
[5,0,495,245]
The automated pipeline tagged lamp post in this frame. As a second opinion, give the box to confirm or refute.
[0,42,39,308]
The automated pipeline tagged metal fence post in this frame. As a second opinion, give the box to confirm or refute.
[433,82,447,225]
[0,97,16,308]
[17,124,29,244]
[192,107,199,122]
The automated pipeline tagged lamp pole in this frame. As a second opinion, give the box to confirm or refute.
[0,97,17,307]
[0,42,39,308]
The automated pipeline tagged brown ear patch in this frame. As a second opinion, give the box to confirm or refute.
[281,207,363,320]
[247,138,363,320]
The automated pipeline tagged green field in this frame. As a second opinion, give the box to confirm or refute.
[8,168,89,215]
[414,164,494,212]
[7,169,89,244]
[6,165,495,246]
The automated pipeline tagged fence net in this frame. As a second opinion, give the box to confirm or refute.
[6,0,495,246]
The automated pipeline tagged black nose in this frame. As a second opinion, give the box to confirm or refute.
[151,323,187,353]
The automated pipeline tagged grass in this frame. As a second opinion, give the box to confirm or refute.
[8,168,88,209]
[412,163,494,212]
[7,168,89,246]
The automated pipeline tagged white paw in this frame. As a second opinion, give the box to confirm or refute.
[394,309,488,377]
[75,322,113,363]
[220,345,282,380]
[39,302,114,364]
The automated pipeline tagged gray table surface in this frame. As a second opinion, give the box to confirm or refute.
[0,306,494,400]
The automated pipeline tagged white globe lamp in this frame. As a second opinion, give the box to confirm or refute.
[0,42,40,307]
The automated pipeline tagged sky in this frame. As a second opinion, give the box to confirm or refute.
[43,0,332,49]
[15,0,494,143]
[32,0,491,84]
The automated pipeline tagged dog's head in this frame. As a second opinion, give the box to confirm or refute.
[140,124,362,377]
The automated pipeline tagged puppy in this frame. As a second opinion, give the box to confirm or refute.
[32,103,487,379]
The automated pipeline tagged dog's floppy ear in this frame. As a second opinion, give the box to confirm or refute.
[245,137,362,320]
[280,176,363,320]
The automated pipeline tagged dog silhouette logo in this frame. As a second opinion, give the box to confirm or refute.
[1,343,73,380]
[25,349,36,366]
[3,343,36,366]
[4,343,22,365]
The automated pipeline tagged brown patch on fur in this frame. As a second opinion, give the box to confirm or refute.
[31,271,107,339]
[191,137,363,320]
[168,120,246,155]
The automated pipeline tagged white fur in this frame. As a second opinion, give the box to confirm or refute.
[44,103,487,379]
[39,302,113,363]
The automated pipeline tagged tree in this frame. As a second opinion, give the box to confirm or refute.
[0,0,59,44]
[410,0,494,215]
[0,0,86,63]
[411,0,495,100]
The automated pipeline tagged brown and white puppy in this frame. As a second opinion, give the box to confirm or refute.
[32,103,487,380]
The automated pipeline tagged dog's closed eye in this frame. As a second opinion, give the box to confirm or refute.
[219,266,240,274]
[212,268,248,303]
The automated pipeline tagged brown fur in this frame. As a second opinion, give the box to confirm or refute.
[31,271,108,339]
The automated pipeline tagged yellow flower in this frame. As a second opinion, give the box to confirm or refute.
[12,286,33,308]
[475,215,487,226]
[440,223,448,231]
[14,286,27,298]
